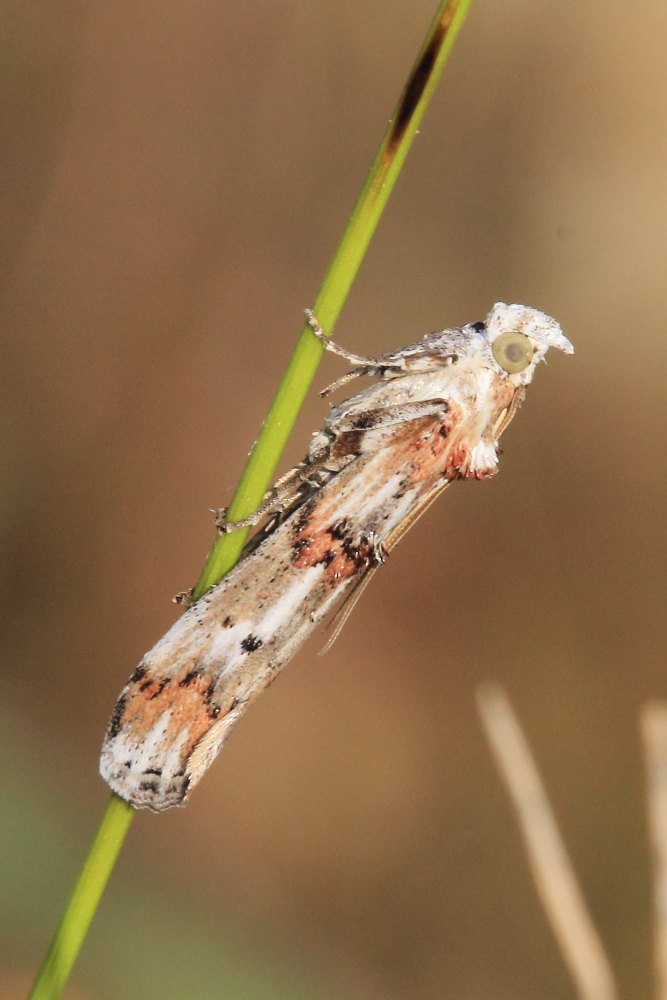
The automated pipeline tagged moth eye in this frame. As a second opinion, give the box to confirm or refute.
[492,331,534,374]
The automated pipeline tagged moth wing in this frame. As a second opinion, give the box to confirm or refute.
[319,476,451,653]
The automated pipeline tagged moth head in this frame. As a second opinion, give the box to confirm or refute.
[483,302,573,383]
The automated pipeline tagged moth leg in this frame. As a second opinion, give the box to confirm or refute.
[325,399,450,463]
[307,400,446,466]
[304,309,406,397]
[305,309,379,367]
[215,502,272,533]
[320,369,383,398]
[214,450,356,533]
[214,464,310,533]
[330,398,448,438]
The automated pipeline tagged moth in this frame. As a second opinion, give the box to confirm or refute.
[100,303,573,811]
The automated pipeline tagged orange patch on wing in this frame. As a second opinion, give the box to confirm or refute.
[293,528,367,579]
[122,664,220,753]
[408,425,454,480]
[404,405,470,482]
[293,505,379,579]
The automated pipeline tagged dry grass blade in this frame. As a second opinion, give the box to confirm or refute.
[641,700,667,1000]
[476,682,618,1000]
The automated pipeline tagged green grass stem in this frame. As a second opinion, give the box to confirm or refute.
[27,2,472,996]
[28,794,134,1000]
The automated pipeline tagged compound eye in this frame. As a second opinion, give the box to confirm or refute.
[492,331,534,373]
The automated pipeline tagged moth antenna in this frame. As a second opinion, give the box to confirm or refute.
[318,568,380,655]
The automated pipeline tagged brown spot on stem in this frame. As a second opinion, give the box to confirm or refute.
[387,16,448,152]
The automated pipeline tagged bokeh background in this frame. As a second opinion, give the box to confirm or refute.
[2,1,665,997]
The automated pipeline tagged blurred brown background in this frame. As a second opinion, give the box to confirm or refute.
[1,1,665,997]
